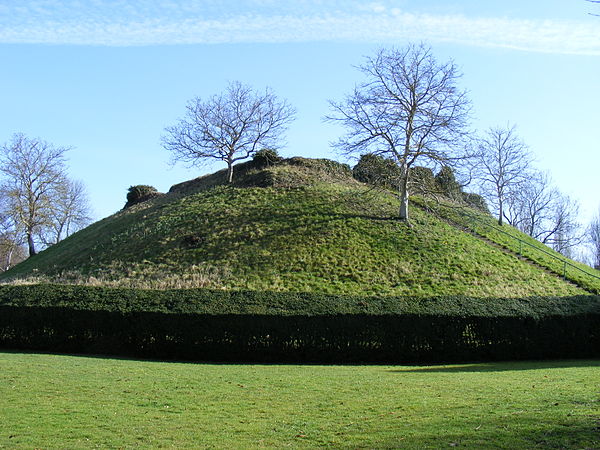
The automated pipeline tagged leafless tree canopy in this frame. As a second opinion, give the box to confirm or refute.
[589,208,600,269]
[0,133,91,257]
[503,171,554,237]
[327,43,471,221]
[41,178,91,245]
[473,124,532,226]
[0,197,26,271]
[1,134,68,256]
[0,233,26,272]
[162,81,296,183]
[546,194,583,257]
[504,171,582,255]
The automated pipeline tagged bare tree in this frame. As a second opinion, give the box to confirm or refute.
[162,81,296,183]
[473,124,532,226]
[0,203,26,271]
[0,234,26,272]
[502,171,583,256]
[40,178,92,245]
[504,171,556,236]
[326,44,471,221]
[0,134,71,256]
[544,194,583,257]
[589,208,600,269]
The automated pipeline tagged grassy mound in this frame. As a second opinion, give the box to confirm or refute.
[0,158,589,297]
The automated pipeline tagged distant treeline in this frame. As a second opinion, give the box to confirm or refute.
[1,284,598,363]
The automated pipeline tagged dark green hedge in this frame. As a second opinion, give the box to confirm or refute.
[0,284,599,363]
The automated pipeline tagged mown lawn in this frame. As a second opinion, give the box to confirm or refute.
[0,353,598,448]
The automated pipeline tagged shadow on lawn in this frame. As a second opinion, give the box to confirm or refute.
[389,359,600,373]
[4,351,600,373]
[372,418,600,449]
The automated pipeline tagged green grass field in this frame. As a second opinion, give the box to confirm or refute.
[1,352,598,448]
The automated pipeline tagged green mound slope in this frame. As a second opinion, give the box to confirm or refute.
[416,198,600,294]
[0,158,590,297]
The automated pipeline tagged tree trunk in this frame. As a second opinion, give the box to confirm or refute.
[27,232,36,257]
[55,222,65,245]
[399,191,409,221]
[227,163,234,183]
[399,166,409,222]
[498,197,504,226]
[4,248,13,272]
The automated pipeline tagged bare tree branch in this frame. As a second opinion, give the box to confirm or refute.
[162,81,296,183]
[484,166,583,256]
[472,124,532,226]
[0,134,70,256]
[543,194,584,257]
[588,207,600,269]
[39,178,92,245]
[326,43,472,221]
[0,197,27,271]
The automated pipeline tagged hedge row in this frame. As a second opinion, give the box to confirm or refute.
[3,284,599,316]
[1,284,599,363]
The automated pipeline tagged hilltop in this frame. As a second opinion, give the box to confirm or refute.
[0,156,592,297]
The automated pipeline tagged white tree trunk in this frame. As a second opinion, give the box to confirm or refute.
[226,163,234,184]
[4,248,13,272]
[399,167,409,222]
[399,191,409,221]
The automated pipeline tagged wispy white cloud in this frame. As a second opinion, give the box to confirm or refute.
[0,1,599,55]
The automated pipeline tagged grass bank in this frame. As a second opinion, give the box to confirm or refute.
[415,197,600,294]
[1,352,598,448]
[1,183,586,297]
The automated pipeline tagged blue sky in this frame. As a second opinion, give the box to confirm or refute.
[0,0,599,230]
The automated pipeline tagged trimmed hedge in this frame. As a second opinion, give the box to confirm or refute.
[0,284,599,363]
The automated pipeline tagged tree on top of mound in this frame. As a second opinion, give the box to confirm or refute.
[162,81,296,184]
[327,44,472,222]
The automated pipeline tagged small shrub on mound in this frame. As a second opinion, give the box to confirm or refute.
[124,185,161,209]
[462,192,489,213]
[409,166,437,195]
[287,157,352,178]
[435,166,463,201]
[353,153,400,188]
[352,156,466,203]
[251,148,283,169]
